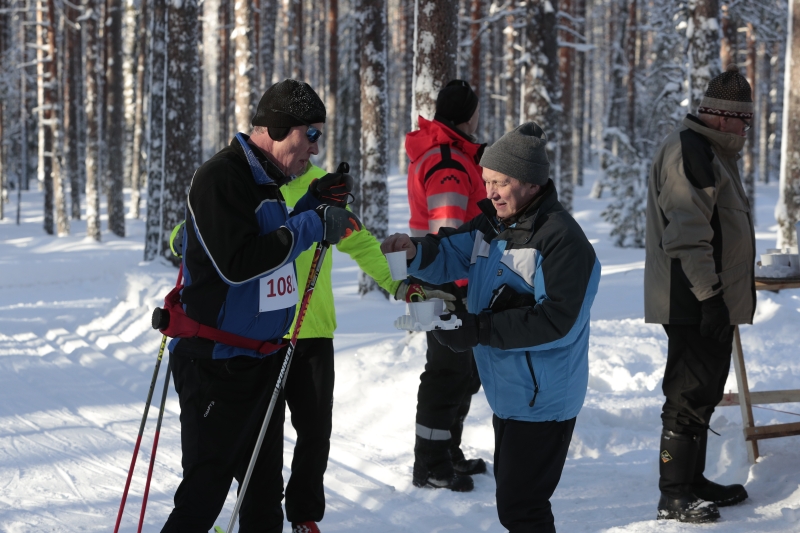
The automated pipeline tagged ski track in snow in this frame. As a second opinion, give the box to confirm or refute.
[1,171,799,532]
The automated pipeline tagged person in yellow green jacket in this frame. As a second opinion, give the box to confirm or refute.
[279,163,400,533]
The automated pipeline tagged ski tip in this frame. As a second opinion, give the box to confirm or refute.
[213,527,226,533]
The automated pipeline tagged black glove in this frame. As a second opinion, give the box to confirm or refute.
[309,162,354,207]
[699,292,733,343]
[315,205,363,244]
[432,312,491,353]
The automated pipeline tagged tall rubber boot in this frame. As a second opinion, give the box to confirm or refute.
[691,431,748,506]
[657,430,720,523]
[412,436,473,492]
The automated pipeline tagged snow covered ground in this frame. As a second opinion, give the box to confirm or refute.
[1,170,799,533]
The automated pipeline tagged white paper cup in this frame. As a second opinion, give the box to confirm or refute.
[430,298,445,317]
[763,253,790,267]
[385,251,408,281]
[408,301,436,326]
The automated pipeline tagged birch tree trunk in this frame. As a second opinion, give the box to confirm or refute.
[359,0,389,295]
[777,0,800,248]
[504,11,518,133]
[217,0,231,146]
[233,0,257,133]
[325,0,339,171]
[758,40,771,184]
[63,2,82,220]
[161,0,201,264]
[720,3,736,68]
[687,0,721,112]
[412,0,458,128]
[84,0,101,240]
[260,0,277,86]
[522,0,559,165]
[130,0,148,218]
[143,0,167,260]
[36,0,54,234]
[399,0,414,169]
[559,0,575,211]
[742,23,756,210]
[572,0,586,187]
[106,0,126,237]
[291,0,303,79]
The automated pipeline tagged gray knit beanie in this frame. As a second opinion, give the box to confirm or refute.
[479,122,550,185]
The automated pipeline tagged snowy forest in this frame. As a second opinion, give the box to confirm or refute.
[1,0,800,263]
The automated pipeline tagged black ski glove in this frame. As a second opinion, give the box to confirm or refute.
[315,205,363,244]
[309,162,354,207]
[432,312,491,353]
[700,292,733,343]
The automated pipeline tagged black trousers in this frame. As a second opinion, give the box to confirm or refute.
[416,331,481,450]
[283,337,335,524]
[661,324,733,437]
[162,353,286,533]
[493,416,576,533]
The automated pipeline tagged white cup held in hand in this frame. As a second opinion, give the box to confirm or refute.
[430,298,445,317]
[408,301,436,326]
[386,251,408,281]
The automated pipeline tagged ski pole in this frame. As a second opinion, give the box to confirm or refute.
[137,362,173,533]
[223,242,330,533]
[113,334,168,533]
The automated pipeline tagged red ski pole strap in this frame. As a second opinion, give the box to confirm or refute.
[159,264,287,355]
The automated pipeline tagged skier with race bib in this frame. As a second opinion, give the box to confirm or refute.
[160,79,361,533]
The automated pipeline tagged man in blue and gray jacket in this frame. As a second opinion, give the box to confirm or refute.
[382,122,600,533]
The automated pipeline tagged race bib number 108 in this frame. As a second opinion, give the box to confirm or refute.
[259,263,298,312]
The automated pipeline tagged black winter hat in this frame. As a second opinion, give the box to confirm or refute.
[434,80,479,125]
[251,79,326,129]
[698,64,754,119]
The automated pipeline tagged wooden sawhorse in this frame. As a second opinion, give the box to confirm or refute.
[717,277,800,463]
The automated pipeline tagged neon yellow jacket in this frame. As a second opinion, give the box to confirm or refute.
[281,164,401,339]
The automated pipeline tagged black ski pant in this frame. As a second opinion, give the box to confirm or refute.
[493,415,576,533]
[415,330,481,453]
[659,324,733,494]
[283,337,335,524]
[161,353,285,533]
[661,324,733,437]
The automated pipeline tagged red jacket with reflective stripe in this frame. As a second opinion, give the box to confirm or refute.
[406,117,485,237]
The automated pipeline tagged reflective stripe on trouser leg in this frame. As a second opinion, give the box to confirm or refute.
[416,423,451,441]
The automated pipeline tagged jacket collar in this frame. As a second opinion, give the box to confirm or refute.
[230,133,292,187]
[478,180,559,244]
[682,114,745,158]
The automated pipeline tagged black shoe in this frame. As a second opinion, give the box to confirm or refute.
[693,477,748,507]
[412,469,474,492]
[453,457,487,476]
[657,493,720,523]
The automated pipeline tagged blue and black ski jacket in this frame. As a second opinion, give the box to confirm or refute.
[408,181,601,422]
[169,134,322,360]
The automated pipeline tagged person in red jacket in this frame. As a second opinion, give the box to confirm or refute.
[399,80,487,492]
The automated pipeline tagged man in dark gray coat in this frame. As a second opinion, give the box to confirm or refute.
[645,65,756,523]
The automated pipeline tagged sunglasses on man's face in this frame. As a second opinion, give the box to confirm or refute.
[271,109,323,143]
